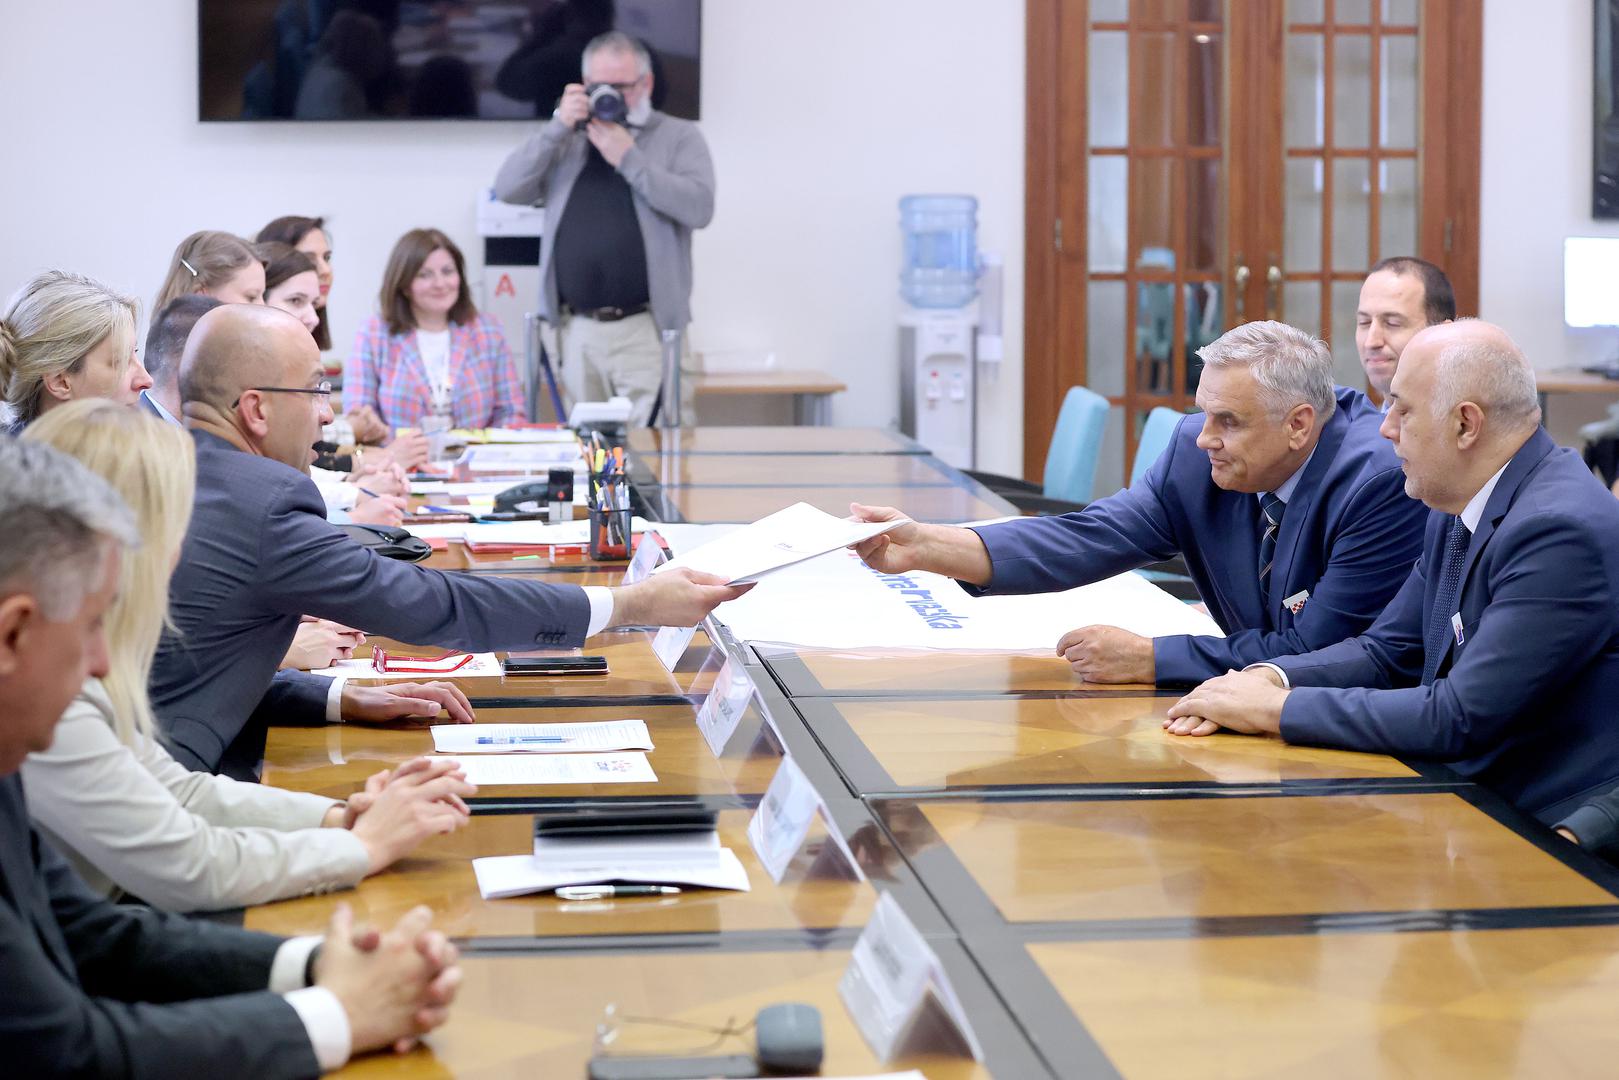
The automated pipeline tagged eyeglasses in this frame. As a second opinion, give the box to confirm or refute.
[594,79,643,93]
[592,1003,753,1058]
[231,381,333,409]
[371,647,475,674]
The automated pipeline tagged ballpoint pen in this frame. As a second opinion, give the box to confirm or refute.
[555,885,681,900]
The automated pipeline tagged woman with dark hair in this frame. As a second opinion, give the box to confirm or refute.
[255,215,333,349]
[347,227,524,429]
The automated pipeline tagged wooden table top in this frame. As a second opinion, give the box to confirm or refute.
[328,946,995,1079]
[648,484,1013,525]
[889,794,1615,925]
[804,695,1416,793]
[343,631,719,702]
[688,369,848,396]
[630,452,960,488]
[1029,924,1619,1078]
[1535,367,1619,393]
[629,426,925,456]
[245,809,878,942]
[259,701,785,803]
[758,645,1147,696]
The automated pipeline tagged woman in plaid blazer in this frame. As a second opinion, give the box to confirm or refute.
[346,228,526,429]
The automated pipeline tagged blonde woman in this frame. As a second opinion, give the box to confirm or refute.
[19,400,476,913]
[0,270,153,429]
[153,230,266,309]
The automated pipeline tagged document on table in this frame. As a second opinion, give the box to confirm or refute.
[460,443,582,471]
[307,653,503,679]
[404,518,651,545]
[449,752,657,786]
[653,502,910,584]
[473,845,750,899]
[431,720,653,754]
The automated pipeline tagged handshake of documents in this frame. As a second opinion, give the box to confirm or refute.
[652,502,909,585]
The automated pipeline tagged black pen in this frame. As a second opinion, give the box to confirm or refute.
[555,885,681,900]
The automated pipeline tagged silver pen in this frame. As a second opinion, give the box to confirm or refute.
[555,884,682,900]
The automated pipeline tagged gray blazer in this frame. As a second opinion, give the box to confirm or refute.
[493,110,715,331]
[153,430,592,779]
[0,773,320,1077]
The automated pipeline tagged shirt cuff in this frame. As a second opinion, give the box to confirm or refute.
[326,676,348,723]
[270,935,323,993]
[1245,662,1292,689]
[284,986,353,1073]
[584,586,614,636]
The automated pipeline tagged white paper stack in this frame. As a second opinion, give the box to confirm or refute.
[449,752,657,786]
[403,517,652,545]
[431,720,653,754]
[652,502,909,584]
[472,829,750,899]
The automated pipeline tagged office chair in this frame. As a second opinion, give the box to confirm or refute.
[967,385,1110,515]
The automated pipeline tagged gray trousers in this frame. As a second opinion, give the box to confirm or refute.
[553,312,695,427]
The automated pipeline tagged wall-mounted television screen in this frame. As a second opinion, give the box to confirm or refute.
[199,1,701,122]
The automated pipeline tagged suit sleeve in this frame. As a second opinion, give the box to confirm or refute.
[0,836,321,1079]
[1154,466,1427,683]
[1278,512,1614,760]
[1556,787,1619,859]
[254,472,591,650]
[963,450,1181,596]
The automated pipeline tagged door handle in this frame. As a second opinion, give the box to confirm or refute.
[1232,261,1250,322]
[1265,265,1283,321]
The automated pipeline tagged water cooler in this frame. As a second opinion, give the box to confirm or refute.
[897,195,987,470]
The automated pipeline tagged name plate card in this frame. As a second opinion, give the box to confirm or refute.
[651,623,698,672]
[839,892,984,1064]
[621,531,665,585]
[747,756,864,883]
[695,657,757,757]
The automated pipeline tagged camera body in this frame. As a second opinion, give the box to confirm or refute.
[580,82,628,128]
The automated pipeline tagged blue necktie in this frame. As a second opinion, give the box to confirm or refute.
[1257,492,1285,607]
[1422,516,1471,686]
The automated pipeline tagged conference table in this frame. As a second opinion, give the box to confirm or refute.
[249,426,1619,1078]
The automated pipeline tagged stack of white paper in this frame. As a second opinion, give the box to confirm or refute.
[459,443,582,471]
[449,752,657,786]
[473,830,750,899]
[431,720,653,754]
[403,518,652,545]
[653,502,909,584]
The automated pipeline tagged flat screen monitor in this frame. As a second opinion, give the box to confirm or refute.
[199,1,701,122]
[1565,236,1619,328]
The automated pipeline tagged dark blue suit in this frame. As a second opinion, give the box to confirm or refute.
[153,430,593,779]
[1275,428,1619,823]
[968,387,1427,685]
[0,774,318,1077]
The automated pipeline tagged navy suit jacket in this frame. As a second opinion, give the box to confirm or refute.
[153,430,593,779]
[0,774,318,1078]
[1275,428,1619,823]
[969,387,1427,685]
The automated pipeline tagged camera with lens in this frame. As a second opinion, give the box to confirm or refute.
[579,83,628,128]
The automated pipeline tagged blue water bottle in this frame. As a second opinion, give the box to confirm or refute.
[899,194,979,308]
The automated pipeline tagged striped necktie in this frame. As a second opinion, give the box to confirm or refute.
[1257,492,1285,607]
[1422,515,1471,686]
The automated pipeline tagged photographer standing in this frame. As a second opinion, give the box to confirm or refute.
[494,31,712,425]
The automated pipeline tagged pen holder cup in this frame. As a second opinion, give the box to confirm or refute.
[588,506,632,561]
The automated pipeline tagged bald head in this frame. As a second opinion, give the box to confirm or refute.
[1400,319,1540,432]
[178,303,318,412]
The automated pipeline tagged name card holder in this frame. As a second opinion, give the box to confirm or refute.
[695,657,760,757]
[621,530,666,585]
[838,892,984,1064]
[747,756,864,883]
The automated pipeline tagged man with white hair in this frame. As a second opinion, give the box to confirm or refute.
[0,438,462,1075]
[1167,319,1619,826]
[494,29,712,425]
[852,320,1428,687]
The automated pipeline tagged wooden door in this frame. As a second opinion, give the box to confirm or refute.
[1024,0,1480,487]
